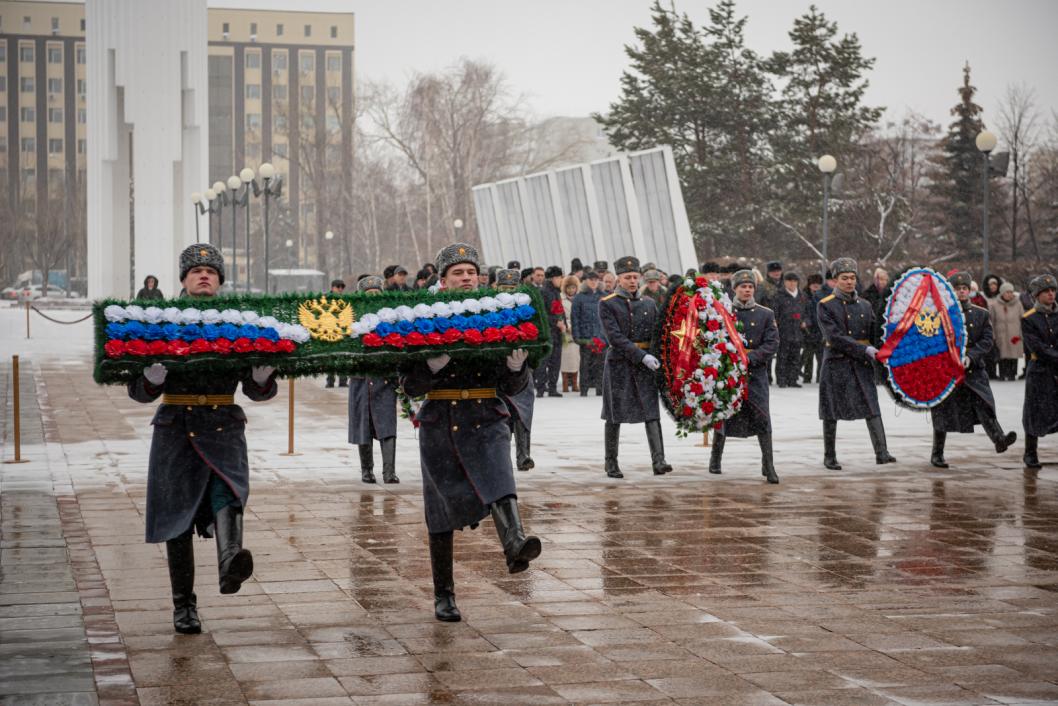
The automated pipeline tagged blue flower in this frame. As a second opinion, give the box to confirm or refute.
[200,324,221,341]
[482,312,503,329]
[395,320,415,335]
[414,318,436,334]
[514,305,535,321]
[105,322,125,339]
[433,317,452,333]
[239,324,260,340]
[143,324,164,341]
[218,323,240,340]
[124,321,146,339]
[449,315,470,331]
[375,322,395,337]
[179,324,203,341]
[260,327,280,342]
[497,309,517,327]
[162,323,182,340]
[466,314,488,330]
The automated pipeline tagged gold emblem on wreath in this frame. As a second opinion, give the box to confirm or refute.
[914,309,941,337]
[297,296,354,342]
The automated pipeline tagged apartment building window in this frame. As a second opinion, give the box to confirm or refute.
[0,46,6,63]
[246,142,260,161]
[20,45,34,62]
[330,26,338,38]
[21,77,35,93]
[48,45,62,63]
[48,108,63,123]
[21,138,36,152]
[20,107,35,122]
[299,53,314,73]
[250,22,257,37]
[77,139,86,154]
[0,107,6,122]
[48,78,63,94]
[300,85,314,103]
[246,84,261,100]
[301,114,314,132]
[273,53,287,71]
[23,16,31,30]
[276,23,284,36]
[246,113,261,130]
[245,51,260,69]
[273,143,287,158]
[326,54,341,72]
[77,79,86,96]
[48,138,63,154]
[0,137,6,153]
[304,24,312,37]
[80,19,86,32]
[326,114,339,132]
[273,85,288,101]
[77,108,86,124]
[0,76,5,92]
[326,86,340,103]
[222,22,230,34]
[76,46,86,64]
[52,17,60,33]
[274,115,287,131]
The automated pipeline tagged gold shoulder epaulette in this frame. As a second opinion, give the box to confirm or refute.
[820,294,835,304]
[601,292,618,301]
[1023,308,1036,318]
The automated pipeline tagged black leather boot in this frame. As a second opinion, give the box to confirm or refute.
[166,532,200,634]
[930,431,948,468]
[980,415,1016,453]
[645,420,673,475]
[1024,434,1041,469]
[215,505,253,595]
[380,437,399,483]
[358,443,376,483]
[491,496,542,574]
[515,421,534,471]
[429,531,461,622]
[866,416,897,464]
[709,432,725,474]
[604,422,623,479]
[758,433,779,484]
[823,420,841,470]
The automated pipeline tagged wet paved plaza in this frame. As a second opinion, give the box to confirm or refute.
[3,351,1058,705]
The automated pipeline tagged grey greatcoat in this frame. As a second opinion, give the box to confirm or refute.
[817,291,881,420]
[129,369,277,543]
[1021,305,1058,438]
[347,375,397,443]
[502,383,535,428]
[931,303,997,433]
[599,288,660,424]
[400,359,530,533]
[722,303,779,437]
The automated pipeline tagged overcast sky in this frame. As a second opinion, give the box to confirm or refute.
[212,0,1057,134]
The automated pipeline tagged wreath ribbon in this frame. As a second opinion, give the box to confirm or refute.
[927,275,966,386]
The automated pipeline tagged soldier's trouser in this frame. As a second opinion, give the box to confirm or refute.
[209,474,238,514]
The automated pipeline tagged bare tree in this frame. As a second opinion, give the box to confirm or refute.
[996,83,1040,259]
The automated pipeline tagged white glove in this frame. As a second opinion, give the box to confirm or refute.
[865,346,878,361]
[144,363,167,386]
[642,354,661,371]
[506,349,528,372]
[427,354,451,374]
[251,366,276,385]
[961,356,971,369]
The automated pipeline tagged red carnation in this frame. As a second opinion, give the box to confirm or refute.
[690,382,705,395]
[126,340,149,356]
[276,339,296,353]
[695,276,708,287]
[703,366,719,379]
[519,322,539,340]
[442,328,463,344]
[727,377,737,388]
[706,319,721,332]
[212,338,233,355]
[463,329,484,346]
[425,332,444,346]
[167,340,190,356]
[501,325,521,343]
[483,327,503,344]
[148,340,169,355]
[682,405,694,418]
[254,338,277,353]
[191,338,214,354]
[362,333,384,348]
[1011,336,1021,345]
[792,313,801,320]
[714,343,726,352]
[405,332,427,346]
[550,300,564,315]
[232,337,254,354]
[702,400,715,414]
[104,340,126,358]
[384,333,405,349]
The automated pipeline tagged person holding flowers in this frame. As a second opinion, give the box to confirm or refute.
[709,270,780,483]
[128,243,277,635]
[572,270,606,396]
[817,257,896,469]
[929,271,1017,468]
[1021,274,1058,469]
[399,243,540,623]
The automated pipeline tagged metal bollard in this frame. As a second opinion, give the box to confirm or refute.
[25,301,31,339]
[5,355,30,464]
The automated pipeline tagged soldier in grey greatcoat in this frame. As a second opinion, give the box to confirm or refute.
[709,270,780,483]
[817,257,896,469]
[496,269,536,471]
[128,244,278,634]
[348,275,399,484]
[929,271,1017,467]
[399,243,540,623]
[1021,274,1058,468]
[599,256,672,478]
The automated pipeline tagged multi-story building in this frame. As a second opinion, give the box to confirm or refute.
[1,1,355,285]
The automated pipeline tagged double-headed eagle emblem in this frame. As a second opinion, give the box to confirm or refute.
[297,296,354,342]
[914,309,941,337]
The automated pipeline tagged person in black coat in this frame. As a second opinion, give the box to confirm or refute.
[802,273,824,383]
[571,271,605,396]
[773,271,808,388]
[929,271,1017,467]
[709,270,780,483]
[348,275,399,484]
[817,257,896,469]
[136,274,164,300]
[1021,274,1058,468]
[599,256,672,478]
[325,279,350,388]
[128,244,277,634]
[399,243,540,623]
[496,268,536,471]
[534,265,566,397]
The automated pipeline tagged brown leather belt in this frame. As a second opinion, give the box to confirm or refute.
[426,388,497,401]
[825,339,870,347]
[635,342,650,349]
[163,394,236,406]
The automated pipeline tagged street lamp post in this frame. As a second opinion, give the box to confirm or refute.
[976,130,997,278]
[817,155,837,278]
[257,163,282,294]
[227,175,243,289]
[190,192,203,241]
[324,230,334,281]
[240,167,255,293]
[211,180,228,254]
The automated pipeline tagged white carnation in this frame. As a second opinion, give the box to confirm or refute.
[143,307,164,324]
[163,307,183,324]
[200,308,222,324]
[221,309,243,325]
[256,316,279,329]
[512,293,531,306]
[478,296,498,312]
[377,308,398,323]
[495,293,515,309]
[124,305,145,321]
[288,325,310,344]
[430,302,452,318]
[179,308,202,325]
[395,305,415,322]
[449,300,467,315]
[463,298,482,314]
[412,304,433,319]
[103,305,127,322]
[359,313,380,331]
[241,310,260,324]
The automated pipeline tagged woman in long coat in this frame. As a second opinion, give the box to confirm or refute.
[988,282,1024,381]
[560,275,581,392]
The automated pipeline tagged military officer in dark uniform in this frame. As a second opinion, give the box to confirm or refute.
[129,244,278,634]
[817,257,896,469]
[348,275,399,484]
[399,243,540,623]
[496,268,536,471]
[1021,274,1058,469]
[709,270,780,483]
[929,271,1017,467]
[773,271,808,387]
[600,256,672,478]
